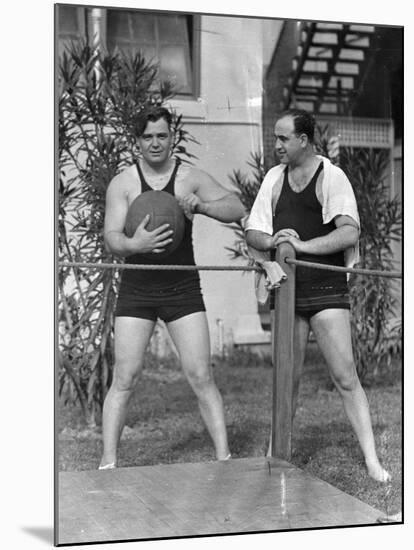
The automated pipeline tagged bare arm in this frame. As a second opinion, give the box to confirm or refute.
[178,169,246,222]
[104,177,173,257]
[272,215,359,255]
[245,227,299,252]
[198,193,245,222]
[245,229,274,252]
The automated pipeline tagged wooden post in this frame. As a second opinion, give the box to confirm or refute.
[271,242,296,460]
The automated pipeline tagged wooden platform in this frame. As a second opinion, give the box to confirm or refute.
[57,457,383,545]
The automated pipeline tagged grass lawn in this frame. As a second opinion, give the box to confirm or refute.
[58,345,402,517]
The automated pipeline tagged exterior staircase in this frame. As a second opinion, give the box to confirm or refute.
[282,21,377,116]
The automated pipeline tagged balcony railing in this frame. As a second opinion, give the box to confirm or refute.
[317,115,394,149]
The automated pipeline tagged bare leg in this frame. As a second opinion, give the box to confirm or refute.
[267,314,310,456]
[100,317,155,468]
[167,312,230,460]
[311,309,390,482]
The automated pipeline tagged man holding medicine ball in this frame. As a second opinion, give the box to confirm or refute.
[100,106,245,469]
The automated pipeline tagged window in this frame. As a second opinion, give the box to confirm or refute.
[106,10,199,97]
[56,5,86,58]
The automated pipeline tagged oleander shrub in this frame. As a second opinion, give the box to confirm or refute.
[58,40,194,424]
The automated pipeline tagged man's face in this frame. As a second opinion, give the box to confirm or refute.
[274,115,303,164]
[138,118,173,167]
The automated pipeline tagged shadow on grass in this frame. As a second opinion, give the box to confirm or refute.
[292,421,358,465]
[292,419,388,466]
[159,432,213,463]
[134,419,270,464]
[227,421,269,457]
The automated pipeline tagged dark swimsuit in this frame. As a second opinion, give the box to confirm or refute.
[270,162,350,318]
[115,159,206,323]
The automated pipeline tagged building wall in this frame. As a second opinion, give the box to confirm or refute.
[263,20,299,170]
[168,15,283,354]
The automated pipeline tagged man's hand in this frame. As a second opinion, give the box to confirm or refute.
[271,228,306,253]
[128,215,174,254]
[177,193,205,218]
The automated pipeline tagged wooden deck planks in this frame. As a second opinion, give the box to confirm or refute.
[57,457,383,545]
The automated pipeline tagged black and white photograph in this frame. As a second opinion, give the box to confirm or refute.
[3,1,409,549]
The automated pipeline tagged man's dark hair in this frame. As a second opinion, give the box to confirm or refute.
[135,106,173,137]
[279,108,316,143]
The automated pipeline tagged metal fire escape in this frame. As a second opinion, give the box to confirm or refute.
[276,21,394,153]
[282,21,377,116]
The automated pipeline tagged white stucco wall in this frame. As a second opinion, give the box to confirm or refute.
[167,14,282,354]
[262,18,284,70]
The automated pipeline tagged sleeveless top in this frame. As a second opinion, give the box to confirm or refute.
[271,162,346,286]
[118,159,201,295]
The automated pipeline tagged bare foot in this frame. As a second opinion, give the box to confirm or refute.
[98,461,116,470]
[366,461,391,482]
[217,453,232,461]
